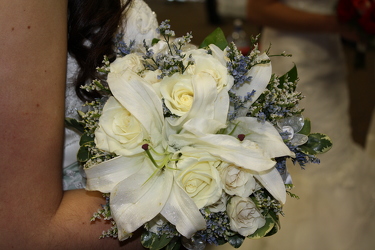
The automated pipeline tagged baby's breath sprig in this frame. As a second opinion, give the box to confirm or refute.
[80,79,111,95]
[157,20,175,46]
[143,20,195,79]
[252,189,283,216]
[83,147,117,169]
[99,221,119,239]
[96,55,111,74]
[248,74,304,124]
[78,100,104,134]
[80,56,112,95]
[91,194,121,239]
[91,194,112,221]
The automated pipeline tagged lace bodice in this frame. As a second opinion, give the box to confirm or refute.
[63,0,158,190]
[281,0,338,14]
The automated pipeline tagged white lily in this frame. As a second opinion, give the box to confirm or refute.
[208,44,229,67]
[230,117,295,204]
[170,118,274,171]
[169,116,293,204]
[85,68,206,240]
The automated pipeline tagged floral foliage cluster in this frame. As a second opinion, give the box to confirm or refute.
[66,20,332,249]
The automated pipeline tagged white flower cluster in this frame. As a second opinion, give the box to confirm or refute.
[78,26,300,249]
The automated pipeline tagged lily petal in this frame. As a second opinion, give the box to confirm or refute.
[110,166,172,240]
[233,117,294,158]
[170,118,276,173]
[182,116,226,136]
[161,175,206,238]
[193,134,276,172]
[85,155,148,193]
[208,44,227,66]
[213,84,232,124]
[254,168,286,204]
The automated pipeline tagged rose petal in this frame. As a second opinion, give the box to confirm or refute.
[95,97,147,156]
[107,69,164,142]
[166,73,223,128]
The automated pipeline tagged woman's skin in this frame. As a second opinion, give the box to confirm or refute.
[0,1,142,249]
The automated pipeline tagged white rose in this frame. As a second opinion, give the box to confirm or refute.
[175,153,222,209]
[218,162,257,197]
[160,74,194,117]
[207,193,228,213]
[95,97,149,156]
[121,0,159,46]
[227,196,266,236]
[110,54,144,75]
[184,48,233,92]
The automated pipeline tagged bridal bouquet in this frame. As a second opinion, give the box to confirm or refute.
[67,20,332,249]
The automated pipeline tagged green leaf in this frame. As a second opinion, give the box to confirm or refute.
[216,237,228,246]
[77,133,95,162]
[247,214,277,239]
[268,210,280,229]
[65,117,84,134]
[199,27,228,50]
[77,145,90,162]
[278,65,298,90]
[227,234,245,248]
[298,133,333,155]
[79,133,94,146]
[265,223,279,237]
[141,231,173,250]
[165,237,181,250]
[152,38,160,46]
[299,118,311,135]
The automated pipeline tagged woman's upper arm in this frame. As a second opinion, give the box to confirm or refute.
[0,0,68,246]
[0,1,143,248]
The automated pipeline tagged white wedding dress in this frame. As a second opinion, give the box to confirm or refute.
[63,0,158,190]
[211,0,375,250]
